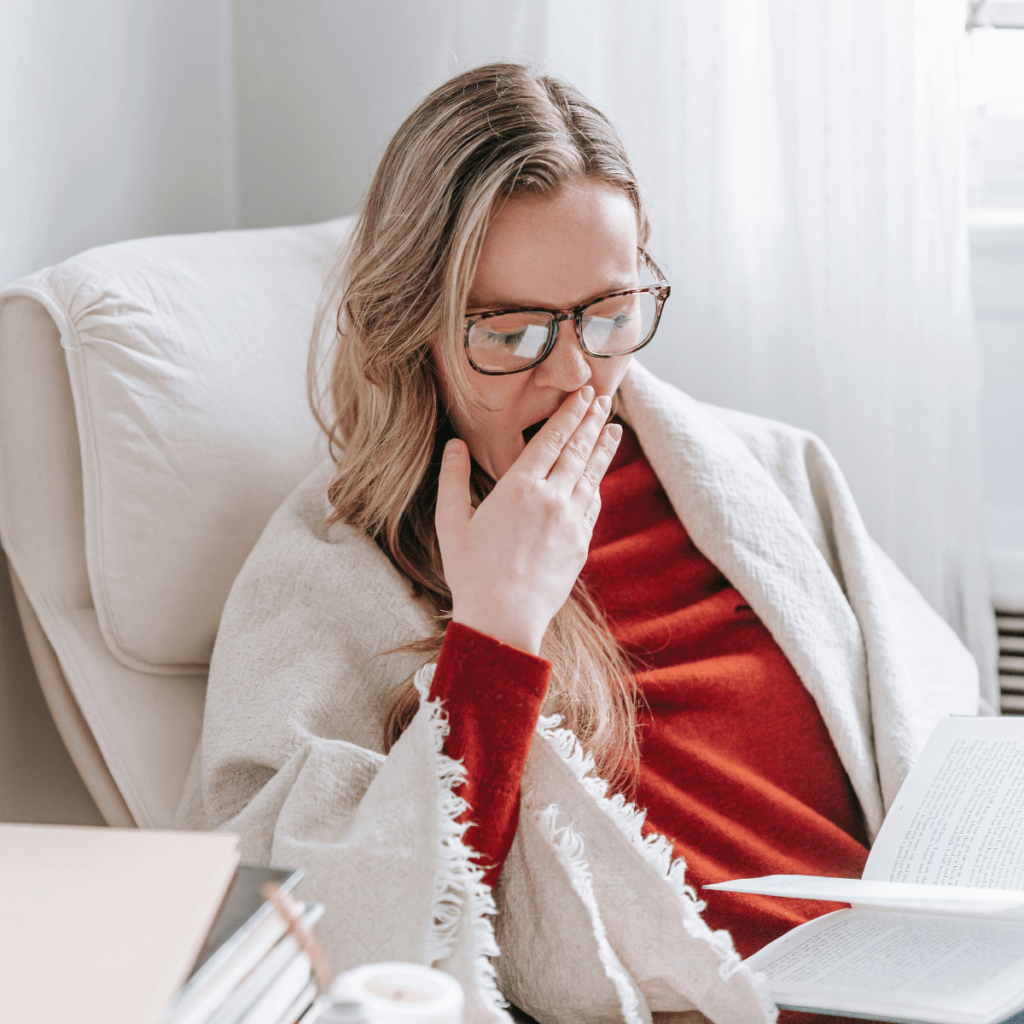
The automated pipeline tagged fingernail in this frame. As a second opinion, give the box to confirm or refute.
[444,440,460,460]
[597,394,612,415]
[580,385,595,404]
[608,423,623,442]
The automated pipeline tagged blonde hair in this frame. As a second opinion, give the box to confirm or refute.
[310,62,648,786]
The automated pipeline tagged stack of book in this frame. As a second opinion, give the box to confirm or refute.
[166,865,324,1024]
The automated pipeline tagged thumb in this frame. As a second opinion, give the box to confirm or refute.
[435,438,473,546]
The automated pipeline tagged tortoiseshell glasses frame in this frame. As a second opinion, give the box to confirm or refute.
[463,249,671,376]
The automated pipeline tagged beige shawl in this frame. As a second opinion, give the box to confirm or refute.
[176,361,979,1024]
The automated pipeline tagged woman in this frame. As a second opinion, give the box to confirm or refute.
[178,64,978,1024]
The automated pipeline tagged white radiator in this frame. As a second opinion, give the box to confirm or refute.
[989,504,1024,715]
[999,612,1024,714]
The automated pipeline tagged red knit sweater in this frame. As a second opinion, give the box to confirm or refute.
[429,424,873,1023]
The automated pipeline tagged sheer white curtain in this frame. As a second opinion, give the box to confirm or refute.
[422,0,997,704]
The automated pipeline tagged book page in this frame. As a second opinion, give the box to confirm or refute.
[865,717,1024,888]
[704,874,1024,917]
[747,909,1024,1023]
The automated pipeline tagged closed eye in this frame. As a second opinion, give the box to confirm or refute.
[484,329,528,347]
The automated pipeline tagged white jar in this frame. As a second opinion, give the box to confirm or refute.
[326,963,464,1024]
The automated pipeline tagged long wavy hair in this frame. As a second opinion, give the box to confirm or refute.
[309,62,648,786]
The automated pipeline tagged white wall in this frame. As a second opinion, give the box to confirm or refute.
[233,0,551,229]
[1,0,237,822]
[1,0,237,287]
[235,0,442,228]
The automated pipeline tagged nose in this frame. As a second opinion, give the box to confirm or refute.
[535,318,593,391]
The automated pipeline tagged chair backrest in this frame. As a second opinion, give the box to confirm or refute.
[0,217,353,827]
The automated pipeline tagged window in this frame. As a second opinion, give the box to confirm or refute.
[965,1,1024,710]
[964,3,1024,214]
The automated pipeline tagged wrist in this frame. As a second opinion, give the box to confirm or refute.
[450,605,545,656]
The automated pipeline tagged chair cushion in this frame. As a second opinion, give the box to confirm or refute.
[0,218,352,673]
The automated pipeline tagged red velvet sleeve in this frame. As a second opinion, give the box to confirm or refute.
[428,621,551,888]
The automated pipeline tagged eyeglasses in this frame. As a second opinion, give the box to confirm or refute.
[463,249,671,375]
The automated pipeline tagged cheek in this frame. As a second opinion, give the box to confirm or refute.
[448,373,531,459]
[467,375,527,414]
[432,338,520,420]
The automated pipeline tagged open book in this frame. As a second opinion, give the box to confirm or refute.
[707,717,1024,1024]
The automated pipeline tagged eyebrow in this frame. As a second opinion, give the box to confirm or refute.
[466,277,639,313]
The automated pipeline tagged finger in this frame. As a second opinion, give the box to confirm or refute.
[518,385,595,478]
[434,438,473,551]
[571,421,622,514]
[548,393,613,492]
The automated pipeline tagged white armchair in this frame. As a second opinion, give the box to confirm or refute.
[0,217,352,827]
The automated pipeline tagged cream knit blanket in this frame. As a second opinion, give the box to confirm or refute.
[176,361,978,1024]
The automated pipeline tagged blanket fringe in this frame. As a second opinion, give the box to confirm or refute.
[414,664,508,1016]
[530,802,643,1024]
[536,715,778,1022]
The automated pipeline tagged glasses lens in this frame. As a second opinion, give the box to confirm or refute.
[581,291,658,356]
[467,312,553,372]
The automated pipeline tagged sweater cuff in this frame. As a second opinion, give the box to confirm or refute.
[429,621,551,707]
